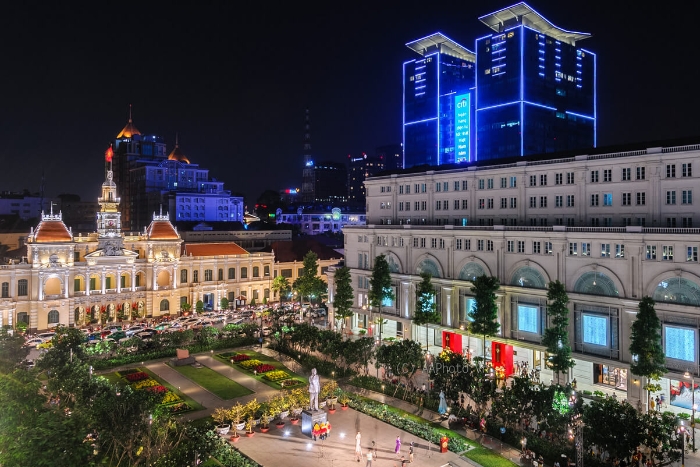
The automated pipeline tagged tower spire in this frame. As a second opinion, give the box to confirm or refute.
[301,108,315,203]
[128,103,133,123]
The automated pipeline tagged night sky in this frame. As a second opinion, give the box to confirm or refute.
[2,1,699,206]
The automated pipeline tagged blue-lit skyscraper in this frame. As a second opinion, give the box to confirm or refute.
[402,3,596,168]
[475,3,596,160]
[403,33,476,169]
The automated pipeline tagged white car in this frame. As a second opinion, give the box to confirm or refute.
[35,332,56,342]
[23,338,46,348]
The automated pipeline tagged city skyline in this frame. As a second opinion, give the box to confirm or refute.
[1,1,699,204]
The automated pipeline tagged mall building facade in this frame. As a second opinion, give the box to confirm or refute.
[329,140,700,413]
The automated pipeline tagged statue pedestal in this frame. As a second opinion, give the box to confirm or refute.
[301,410,327,438]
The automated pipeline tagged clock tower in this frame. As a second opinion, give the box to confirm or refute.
[97,145,125,255]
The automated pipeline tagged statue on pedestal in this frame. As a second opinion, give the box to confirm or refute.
[309,368,320,411]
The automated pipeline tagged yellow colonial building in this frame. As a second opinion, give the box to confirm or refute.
[0,157,273,333]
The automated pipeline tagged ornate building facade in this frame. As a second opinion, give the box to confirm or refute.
[330,140,700,413]
[0,156,273,332]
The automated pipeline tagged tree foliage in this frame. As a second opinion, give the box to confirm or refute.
[468,275,500,357]
[375,338,424,387]
[294,251,327,305]
[368,254,394,340]
[0,327,29,373]
[272,275,291,301]
[541,280,574,382]
[332,266,354,332]
[629,296,666,382]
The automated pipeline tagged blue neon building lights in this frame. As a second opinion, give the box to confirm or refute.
[403,4,596,168]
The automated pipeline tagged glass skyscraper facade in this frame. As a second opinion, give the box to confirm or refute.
[403,33,476,169]
[403,3,596,168]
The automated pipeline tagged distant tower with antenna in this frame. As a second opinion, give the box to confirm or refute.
[301,108,315,203]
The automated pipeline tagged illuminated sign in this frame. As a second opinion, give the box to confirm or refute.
[454,93,470,162]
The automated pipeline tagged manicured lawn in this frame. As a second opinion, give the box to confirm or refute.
[216,349,307,390]
[465,447,519,467]
[168,363,253,400]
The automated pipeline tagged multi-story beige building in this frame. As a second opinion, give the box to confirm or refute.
[330,140,700,413]
[0,161,273,332]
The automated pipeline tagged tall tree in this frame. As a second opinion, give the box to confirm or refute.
[413,272,440,352]
[629,296,666,410]
[332,266,354,335]
[272,275,291,302]
[294,251,327,311]
[0,328,29,373]
[541,280,575,384]
[375,338,424,393]
[468,275,500,360]
[368,254,394,342]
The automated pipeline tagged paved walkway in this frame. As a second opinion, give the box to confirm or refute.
[98,347,700,467]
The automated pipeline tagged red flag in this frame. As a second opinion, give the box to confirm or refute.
[105,146,113,162]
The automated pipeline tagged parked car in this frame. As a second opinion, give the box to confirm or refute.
[105,331,128,342]
[105,325,123,333]
[23,338,45,348]
[35,332,56,342]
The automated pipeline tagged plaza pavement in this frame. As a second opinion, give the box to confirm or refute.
[95,345,700,467]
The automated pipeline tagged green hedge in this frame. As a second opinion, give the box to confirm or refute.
[346,393,470,453]
[90,337,257,370]
[270,344,354,378]
[348,375,440,412]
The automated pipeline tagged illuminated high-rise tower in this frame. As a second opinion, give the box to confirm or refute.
[403,33,476,169]
[475,3,596,160]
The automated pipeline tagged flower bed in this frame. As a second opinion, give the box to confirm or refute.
[124,371,150,382]
[162,392,182,405]
[280,379,301,388]
[145,385,168,394]
[255,364,275,374]
[231,354,251,362]
[132,378,159,390]
[239,359,264,370]
[169,402,191,414]
[263,370,288,381]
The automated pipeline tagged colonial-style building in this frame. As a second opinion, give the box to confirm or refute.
[0,156,273,332]
[330,139,700,414]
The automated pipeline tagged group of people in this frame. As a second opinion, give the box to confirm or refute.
[521,449,544,467]
[354,432,414,466]
[649,395,665,411]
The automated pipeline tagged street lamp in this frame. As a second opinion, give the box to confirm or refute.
[264,271,271,305]
[685,370,696,451]
[678,422,687,467]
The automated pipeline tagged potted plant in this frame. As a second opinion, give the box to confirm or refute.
[321,380,339,410]
[245,415,255,437]
[245,399,261,427]
[260,405,273,433]
[288,389,303,424]
[339,392,350,410]
[228,402,246,440]
[212,407,231,436]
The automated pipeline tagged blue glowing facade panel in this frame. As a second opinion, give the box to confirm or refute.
[454,93,471,162]
[403,54,475,168]
[475,26,596,161]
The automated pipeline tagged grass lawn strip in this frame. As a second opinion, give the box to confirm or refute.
[216,349,307,390]
[168,362,253,400]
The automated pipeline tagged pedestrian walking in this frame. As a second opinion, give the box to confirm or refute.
[395,435,402,455]
[355,431,362,462]
[365,450,373,467]
[409,442,414,462]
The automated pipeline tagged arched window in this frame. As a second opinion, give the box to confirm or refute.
[574,271,619,297]
[264,265,270,277]
[160,299,170,312]
[193,270,199,283]
[241,267,248,279]
[228,268,236,280]
[17,279,28,296]
[510,266,547,289]
[1,282,8,298]
[458,263,485,281]
[204,269,213,281]
[47,309,59,324]
[386,255,401,273]
[17,312,28,324]
[180,269,188,284]
[653,277,700,306]
[253,266,260,278]
[218,269,223,281]
[416,259,441,278]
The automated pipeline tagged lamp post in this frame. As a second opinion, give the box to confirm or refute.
[264,271,271,305]
[678,422,687,467]
[685,370,696,451]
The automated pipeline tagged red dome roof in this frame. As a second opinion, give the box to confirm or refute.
[34,219,72,243]
[146,220,179,240]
